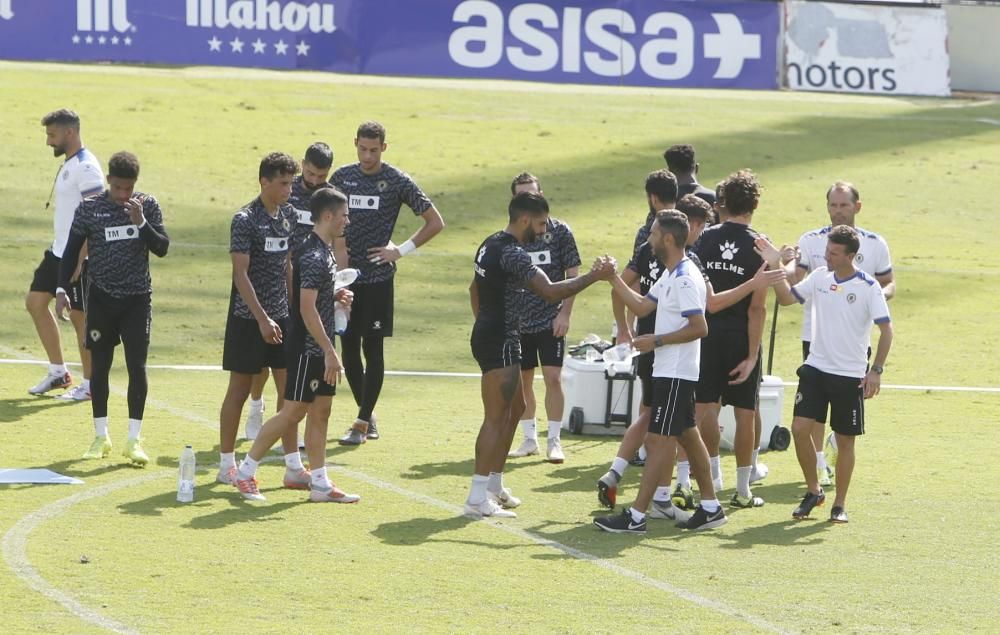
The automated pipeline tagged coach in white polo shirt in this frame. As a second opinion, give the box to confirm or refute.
[792,181,894,487]
[26,109,104,400]
[761,226,893,524]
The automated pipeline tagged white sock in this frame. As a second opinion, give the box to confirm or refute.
[700,498,721,513]
[710,456,721,481]
[677,461,691,488]
[127,418,142,441]
[81,379,91,391]
[49,363,67,375]
[752,449,760,468]
[638,445,647,462]
[520,419,537,441]
[487,471,503,494]
[237,455,259,480]
[284,452,304,471]
[610,456,629,478]
[816,451,828,472]
[653,486,671,502]
[547,420,562,440]
[736,466,752,498]
[468,474,489,504]
[629,506,646,522]
[311,466,331,489]
[249,398,264,414]
[219,452,236,470]
[94,416,109,438]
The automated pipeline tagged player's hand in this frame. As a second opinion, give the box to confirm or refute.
[124,196,146,226]
[753,237,781,269]
[632,334,655,353]
[323,349,343,385]
[728,357,755,385]
[750,262,787,289]
[258,316,282,345]
[592,255,616,280]
[55,291,71,321]
[860,370,881,399]
[780,245,799,266]
[368,242,401,265]
[70,261,84,284]
[552,311,571,338]
[334,288,354,310]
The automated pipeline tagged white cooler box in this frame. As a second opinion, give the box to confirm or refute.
[718,375,790,452]
[560,356,642,436]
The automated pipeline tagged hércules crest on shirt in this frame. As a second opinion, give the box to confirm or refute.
[377,180,388,192]
[282,218,291,232]
[543,232,552,244]
[847,293,857,304]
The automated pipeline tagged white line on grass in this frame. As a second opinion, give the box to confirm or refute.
[2,359,792,634]
[1,358,998,393]
[1,471,169,635]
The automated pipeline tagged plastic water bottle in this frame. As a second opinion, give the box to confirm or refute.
[334,305,348,335]
[611,322,618,345]
[177,445,195,503]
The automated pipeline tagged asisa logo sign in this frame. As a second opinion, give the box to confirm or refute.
[447,0,775,86]
[185,0,336,33]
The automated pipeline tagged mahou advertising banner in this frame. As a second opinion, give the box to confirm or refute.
[785,0,950,97]
[0,0,780,89]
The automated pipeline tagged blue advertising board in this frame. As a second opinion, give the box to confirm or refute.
[0,0,779,89]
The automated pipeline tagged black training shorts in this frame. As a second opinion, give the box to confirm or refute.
[85,285,151,351]
[30,250,88,311]
[471,325,521,373]
[343,279,394,338]
[648,377,698,437]
[696,328,761,410]
[284,351,337,402]
[222,314,288,374]
[793,364,865,436]
[636,351,654,408]
[519,329,565,370]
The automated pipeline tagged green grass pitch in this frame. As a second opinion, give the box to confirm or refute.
[1,61,999,633]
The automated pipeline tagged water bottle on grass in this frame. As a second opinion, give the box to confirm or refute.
[177,445,195,503]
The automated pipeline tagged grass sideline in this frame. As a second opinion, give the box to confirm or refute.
[1,61,999,632]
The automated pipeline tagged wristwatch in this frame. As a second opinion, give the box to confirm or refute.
[871,365,884,375]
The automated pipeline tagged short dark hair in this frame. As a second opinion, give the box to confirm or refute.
[510,172,540,195]
[676,194,712,224]
[41,108,80,129]
[259,152,299,180]
[826,181,860,203]
[357,121,386,143]
[108,151,140,180]
[828,225,860,255]
[654,209,689,249]
[722,169,760,216]
[304,142,333,170]
[309,187,348,223]
[645,169,678,205]
[663,144,696,174]
[509,191,549,222]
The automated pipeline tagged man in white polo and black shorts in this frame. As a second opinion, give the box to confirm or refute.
[330,121,445,445]
[792,181,895,487]
[27,109,104,400]
[594,210,726,534]
[218,152,305,488]
[506,173,581,464]
[760,226,893,523]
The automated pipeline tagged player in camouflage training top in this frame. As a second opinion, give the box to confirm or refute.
[218,153,307,488]
[244,142,335,442]
[58,151,169,466]
[505,173,581,464]
[329,121,445,445]
[465,192,613,518]
[234,187,360,504]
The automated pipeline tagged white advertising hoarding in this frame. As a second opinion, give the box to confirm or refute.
[785,1,950,97]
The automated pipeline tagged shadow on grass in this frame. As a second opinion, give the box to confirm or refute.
[117,481,302,528]
[707,518,832,550]
[0,396,77,423]
[401,457,533,480]
[43,456,147,479]
[371,515,485,547]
